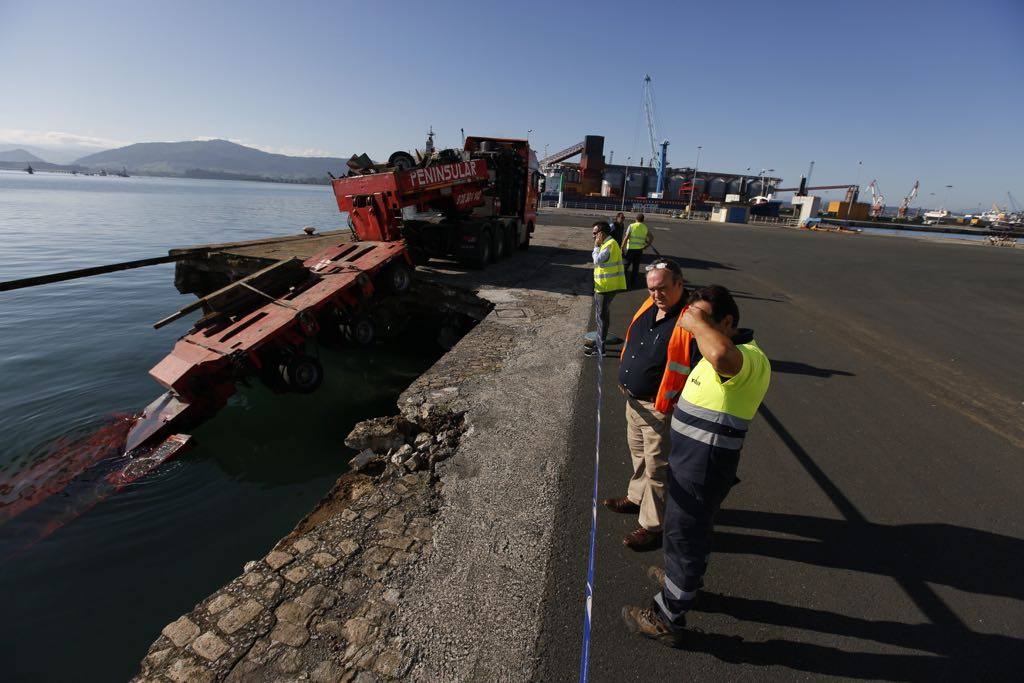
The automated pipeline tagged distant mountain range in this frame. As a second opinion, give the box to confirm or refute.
[0,148,47,163]
[73,139,349,183]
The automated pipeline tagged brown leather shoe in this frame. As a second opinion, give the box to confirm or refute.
[601,497,640,514]
[621,605,684,647]
[623,527,662,551]
[647,564,666,588]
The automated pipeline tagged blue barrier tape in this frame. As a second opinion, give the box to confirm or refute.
[579,292,605,683]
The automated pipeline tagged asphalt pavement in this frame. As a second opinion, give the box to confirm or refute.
[534,211,1024,682]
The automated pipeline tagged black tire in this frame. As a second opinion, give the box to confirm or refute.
[437,325,461,351]
[519,222,533,250]
[280,355,323,393]
[491,223,506,262]
[408,247,429,266]
[388,151,416,171]
[382,261,412,293]
[504,221,517,255]
[344,316,376,346]
[473,228,492,268]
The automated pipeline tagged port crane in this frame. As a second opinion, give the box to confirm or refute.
[1007,191,1021,214]
[641,74,669,198]
[867,180,886,218]
[897,180,919,218]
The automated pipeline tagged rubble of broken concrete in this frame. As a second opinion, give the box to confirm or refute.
[134,397,466,683]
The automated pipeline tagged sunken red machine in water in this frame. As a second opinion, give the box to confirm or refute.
[125,144,499,469]
[3,136,530,534]
[126,240,412,458]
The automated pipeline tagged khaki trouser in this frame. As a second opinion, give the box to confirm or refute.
[624,396,671,531]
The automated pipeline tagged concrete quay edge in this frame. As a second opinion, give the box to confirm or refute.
[134,224,595,682]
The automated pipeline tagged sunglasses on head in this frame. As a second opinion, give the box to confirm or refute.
[645,262,677,272]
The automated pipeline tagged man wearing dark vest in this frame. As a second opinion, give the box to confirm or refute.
[601,259,695,550]
[622,285,771,646]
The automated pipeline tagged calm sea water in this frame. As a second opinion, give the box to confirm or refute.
[0,171,438,681]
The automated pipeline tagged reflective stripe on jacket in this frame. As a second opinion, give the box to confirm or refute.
[594,238,627,293]
[621,296,694,413]
[626,221,649,250]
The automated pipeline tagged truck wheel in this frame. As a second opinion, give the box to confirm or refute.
[473,228,492,268]
[504,221,518,255]
[437,324,461,350]
[280,355,323,393]
[408,247,429,266]
[383,261,412,293]
[491,223,506,262]
[343,316,376,346]
[519,222,533,250]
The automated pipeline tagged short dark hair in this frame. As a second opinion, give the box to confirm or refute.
[592,220,608,233]
[688,285,740,326]
[636,213,645,222]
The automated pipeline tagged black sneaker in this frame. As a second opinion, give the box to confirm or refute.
[583,346,601,357]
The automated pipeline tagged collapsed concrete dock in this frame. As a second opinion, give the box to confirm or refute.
[136,211,1024,682]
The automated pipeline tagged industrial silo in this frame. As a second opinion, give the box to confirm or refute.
[726,178,743,197]
[746,179,765,198]
[691,178,706,199]
[624,172,645,199]
[666,175,687,200]
[602,169,624,196]
[707,177,727,200]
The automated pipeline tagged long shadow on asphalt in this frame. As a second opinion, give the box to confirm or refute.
[686,403,1024,680]
[768,361,855,378]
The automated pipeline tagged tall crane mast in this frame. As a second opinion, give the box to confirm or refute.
[641,74,669,197]
[867,180,886,218]
[897,180,919,218]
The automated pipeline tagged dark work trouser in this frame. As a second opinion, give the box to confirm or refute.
[654,469,735,630]
[593,291,617,344]
[625,250,643,288]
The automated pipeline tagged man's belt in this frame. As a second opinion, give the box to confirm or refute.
[623,386,654,402]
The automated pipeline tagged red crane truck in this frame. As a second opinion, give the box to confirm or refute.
[332,135,542,267]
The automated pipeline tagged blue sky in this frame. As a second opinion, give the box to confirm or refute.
[1,0,1021,210]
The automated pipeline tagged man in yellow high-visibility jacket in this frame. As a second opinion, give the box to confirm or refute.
[622,285,771,647]
[586,221,627,357]
[621,213,653,288]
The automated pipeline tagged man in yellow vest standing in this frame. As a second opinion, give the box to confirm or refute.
[621,213,652,289]
[601,259,695,550]
[586,221,627,357]
[622,285,771,647]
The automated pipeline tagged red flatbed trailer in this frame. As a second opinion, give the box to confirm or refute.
[123,133,538,477]
[125,239,410,456]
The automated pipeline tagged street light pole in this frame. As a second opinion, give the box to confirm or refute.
[850,160,862,219]
[687,145,702,216]
[621,156,631,212]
